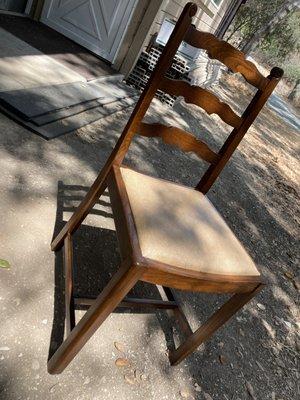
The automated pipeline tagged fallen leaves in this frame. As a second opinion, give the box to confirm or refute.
[113,341,149,386]
[115,358,130,367]
[0,259,10,269]
[245,381,257,400]
[194,383,201,392]
[283,270,300,291]
[134,369,148,381]
[283,320,292,330]
[124,374,135,385]
[284,271,294,279]
[271,392,276,400]
[114,341,125,353]
[140,373,148,381]
[219,354,227,365]
[257,303,266,311]
[293,275,300,291]
[179,387,193,398]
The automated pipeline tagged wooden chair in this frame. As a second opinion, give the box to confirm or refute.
[47,2,283,374]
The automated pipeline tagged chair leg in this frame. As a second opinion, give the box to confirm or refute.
[169,284,263,366]
[48,261,143,374]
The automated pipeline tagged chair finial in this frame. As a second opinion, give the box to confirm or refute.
[186,2,198,17]
[270,67,284,79]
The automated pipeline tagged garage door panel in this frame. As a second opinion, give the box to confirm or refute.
[61,1,101,40]
[41,0,136,62]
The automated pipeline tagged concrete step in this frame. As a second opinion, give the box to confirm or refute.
[0,77,134,121]
[0,94,138,140]
[31,95,139,139]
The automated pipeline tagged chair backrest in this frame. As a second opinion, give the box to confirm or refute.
[112,2,283,194]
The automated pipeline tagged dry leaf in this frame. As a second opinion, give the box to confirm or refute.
[114,341,125,353]
[257,303,266,311]
[0,259,10,269]
[140,373,148,381]
[115,358,130,367]
[203,393,213,400]
[134,369,138,378]
[245,381,257,400]
[219,354,227,364]
[180,388,192,398]
[194,383,201,392]
[284,271,294,279]
[293,276,300,291]
[124,374,135,385]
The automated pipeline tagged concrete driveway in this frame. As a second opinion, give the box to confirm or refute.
[0,73,299,400]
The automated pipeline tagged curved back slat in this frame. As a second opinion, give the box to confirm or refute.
[138,122,220,164]
[159,77,242,128]
[184,27,268,90]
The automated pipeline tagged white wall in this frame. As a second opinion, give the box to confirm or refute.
[150,0,232,39]
[120,0,232,75]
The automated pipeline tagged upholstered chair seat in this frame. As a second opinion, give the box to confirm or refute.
[120,166,260,277]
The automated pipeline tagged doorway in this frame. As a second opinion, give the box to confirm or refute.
[41,0,137,62]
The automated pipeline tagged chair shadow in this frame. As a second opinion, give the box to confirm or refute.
[48,181,181,361]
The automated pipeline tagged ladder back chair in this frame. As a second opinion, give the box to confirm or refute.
[48,2,283,374]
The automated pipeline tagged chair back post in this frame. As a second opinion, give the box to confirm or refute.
[113,2,197,165]
[196,67,283,194]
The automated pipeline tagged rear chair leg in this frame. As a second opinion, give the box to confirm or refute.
[169,284,264,366]
[48,262,143,374]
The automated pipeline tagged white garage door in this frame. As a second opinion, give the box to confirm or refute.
[41,0,137,62]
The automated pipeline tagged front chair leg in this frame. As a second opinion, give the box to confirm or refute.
[169,284,264,366]
[48,262,143,374]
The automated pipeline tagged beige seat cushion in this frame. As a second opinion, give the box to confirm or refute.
[120,167,260,277]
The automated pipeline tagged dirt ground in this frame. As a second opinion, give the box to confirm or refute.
[0,72,299,400]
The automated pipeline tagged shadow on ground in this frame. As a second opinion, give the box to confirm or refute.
[0,71,299,399]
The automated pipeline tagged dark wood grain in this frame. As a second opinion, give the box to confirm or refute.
[138,122,220,164]
[107,164,143,264]
[64,233,75,334]
[196,68,283,193]
[74,297,178,310]
[169,284,264,365]
[48,261,144,374]
[160,286,193,338]
[184,27,268,89]
[140,256,262,294]
[159,77,242,127]
[48,2,282,373]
